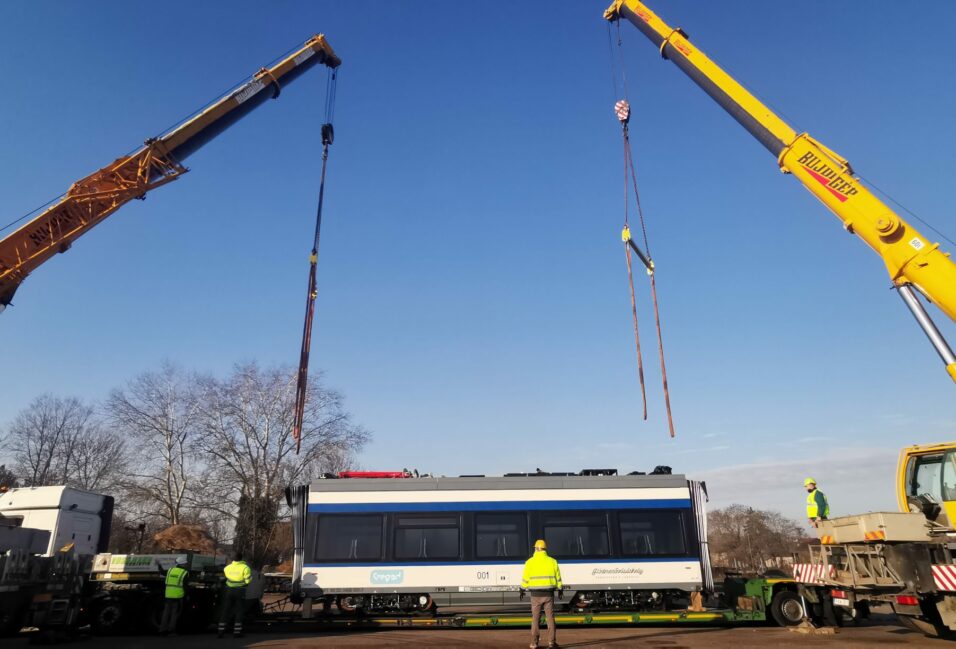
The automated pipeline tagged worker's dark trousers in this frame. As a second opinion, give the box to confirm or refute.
[159,598,182,634]
[218,587,246,636]
[530,593,556,647]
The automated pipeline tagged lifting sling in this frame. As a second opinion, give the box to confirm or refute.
[615,98,676,438]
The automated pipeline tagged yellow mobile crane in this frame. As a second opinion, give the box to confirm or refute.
[0,36,340,310]
[604,0,956,383]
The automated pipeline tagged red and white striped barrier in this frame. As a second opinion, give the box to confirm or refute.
[933,564,956,591]
[793,563,835,583]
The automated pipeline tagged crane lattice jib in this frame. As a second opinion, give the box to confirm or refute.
[606,0,956,381]
[0,35,340,308]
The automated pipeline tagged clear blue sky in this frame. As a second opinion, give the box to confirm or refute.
[1,1,954,523]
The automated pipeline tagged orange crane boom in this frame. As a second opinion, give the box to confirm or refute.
[0,35,340,310]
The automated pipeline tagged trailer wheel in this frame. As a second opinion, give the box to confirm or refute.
[336,595,364,615]
[91,599,124,634]
[770,590,804,626]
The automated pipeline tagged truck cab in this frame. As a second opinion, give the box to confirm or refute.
[0,486,113,556]
[897,443,956,529]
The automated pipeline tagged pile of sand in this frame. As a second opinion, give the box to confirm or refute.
[153,524,216,554]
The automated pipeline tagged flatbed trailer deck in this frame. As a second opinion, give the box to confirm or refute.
[299,607,769,629]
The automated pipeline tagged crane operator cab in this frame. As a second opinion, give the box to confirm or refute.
[897,443,956,529]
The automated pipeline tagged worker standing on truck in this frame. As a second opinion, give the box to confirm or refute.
[218,552,252,638]
[159,556,188,636]
[805,478,830,527]
[520,539,563,649]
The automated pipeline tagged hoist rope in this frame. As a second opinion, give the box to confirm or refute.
[292,69,337,453]
[620,108,648,421]
[612,31,676,437]
[620,114,676,438]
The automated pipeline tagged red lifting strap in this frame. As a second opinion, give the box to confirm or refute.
[617,99,676,438]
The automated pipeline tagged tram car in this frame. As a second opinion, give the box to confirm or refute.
[287,469,713,614]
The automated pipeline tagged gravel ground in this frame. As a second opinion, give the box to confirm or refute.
[9,614,939,648]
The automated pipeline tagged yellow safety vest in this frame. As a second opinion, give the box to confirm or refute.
[807,489,830,519]
[224,561,252,588]
[165,566,187,599]
[520,551,563,591]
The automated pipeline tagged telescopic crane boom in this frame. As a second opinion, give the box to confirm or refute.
[605,0,956,382]
[0,35,340,310]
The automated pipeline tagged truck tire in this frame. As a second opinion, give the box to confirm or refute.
[91,598,124,634]
[770,590,804,627]
[896,614,953,638]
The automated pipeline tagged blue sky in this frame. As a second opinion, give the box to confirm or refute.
[1,1,954,523]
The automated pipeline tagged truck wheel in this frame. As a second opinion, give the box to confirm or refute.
[770,590,804,627]
[91,599,124,634]
[896,614,953,638]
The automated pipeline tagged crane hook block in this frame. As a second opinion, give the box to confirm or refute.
[615,99,630,125]
[321,123,334,146]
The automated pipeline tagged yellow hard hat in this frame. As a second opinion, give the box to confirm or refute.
[534,539,547,550]
[804,477,816,486]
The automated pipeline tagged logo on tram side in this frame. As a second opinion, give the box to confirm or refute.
[370,569,404,585]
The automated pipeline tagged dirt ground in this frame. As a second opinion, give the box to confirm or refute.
[10,614,941,648]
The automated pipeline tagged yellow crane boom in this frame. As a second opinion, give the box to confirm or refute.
[0,35,340,310]
[605,0,956,382]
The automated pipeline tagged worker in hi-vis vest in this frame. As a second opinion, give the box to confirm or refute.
[805,477,830,527]
[520,539,563,649]
[159,556,188,636]
[218,552,252,638]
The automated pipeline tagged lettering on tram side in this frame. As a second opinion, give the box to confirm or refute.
[370,569,404,585]
[591,567,645,581]
[796,151,860,203]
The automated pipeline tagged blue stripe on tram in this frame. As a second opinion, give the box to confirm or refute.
[306,499,691,513]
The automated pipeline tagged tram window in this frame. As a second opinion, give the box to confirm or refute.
[619,511,685,556]
[394,515,460,560]
[475,513,527,559]
[542,513,609,558]
[314,515,383,561]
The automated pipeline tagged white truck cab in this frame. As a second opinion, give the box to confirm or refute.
[0,486,113,556]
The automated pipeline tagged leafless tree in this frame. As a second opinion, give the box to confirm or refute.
[709,504,806,573]
[197,362,369,505]
[70,424,127,492]
[9,395,94,487]
[195,362,369,565]
[0,464,19,489]
[105,362,203,525]
[5,395,127,492]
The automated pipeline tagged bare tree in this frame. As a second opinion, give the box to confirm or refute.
[9,395,94,487]
[196,362,369,565]
[0,464,19,489]
[709,504,806,573]
[106,363,203,525]
[70,424,127,492]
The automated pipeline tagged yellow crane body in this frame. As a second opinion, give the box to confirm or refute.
[606,0,956,381]
[896,442,956,529]
[0,35,340,310]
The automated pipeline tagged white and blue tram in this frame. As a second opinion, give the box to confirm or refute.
[288,471,713,614]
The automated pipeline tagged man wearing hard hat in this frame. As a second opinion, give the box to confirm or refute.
[520,539,563,649]
[159,556,189,636]
[805,478,830,528]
